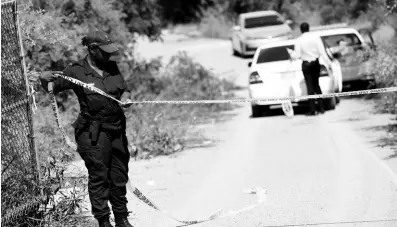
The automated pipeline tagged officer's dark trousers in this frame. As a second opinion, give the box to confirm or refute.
[302,59,324,113]
[76,129,130,220]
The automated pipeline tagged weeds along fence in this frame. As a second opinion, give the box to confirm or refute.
[1,0,41,226]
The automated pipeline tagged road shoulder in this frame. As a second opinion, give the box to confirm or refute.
[336,97,397,182]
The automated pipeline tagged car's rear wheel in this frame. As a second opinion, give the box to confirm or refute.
[240,42,246,58]
[324,97,336,110]
[251,105,262,118]
[334,89,340,104]
[232,48,239,56]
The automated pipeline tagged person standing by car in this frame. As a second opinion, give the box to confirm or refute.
[292,22,327,115]
[39,29,134,227]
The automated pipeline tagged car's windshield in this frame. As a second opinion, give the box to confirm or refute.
[256,45,294,64]
[244,15,284,29]
[320,33,362,48]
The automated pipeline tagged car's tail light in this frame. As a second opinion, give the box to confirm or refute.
[319,66,329,77]
[249,71,263,84]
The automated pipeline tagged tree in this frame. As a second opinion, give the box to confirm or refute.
[112,0,162,41]
[156,0,216,25]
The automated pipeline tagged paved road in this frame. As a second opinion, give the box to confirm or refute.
[124,35,397,227]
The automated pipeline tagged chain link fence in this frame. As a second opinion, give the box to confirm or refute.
[1,0,41,226]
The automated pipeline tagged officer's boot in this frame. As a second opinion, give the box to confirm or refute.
[98,217,114,227]
[114,214,133,227]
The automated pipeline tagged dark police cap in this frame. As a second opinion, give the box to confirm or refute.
[82,30,119,53]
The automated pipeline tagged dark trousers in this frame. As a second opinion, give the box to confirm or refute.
[75,128,130,220]
[302,59,324,113]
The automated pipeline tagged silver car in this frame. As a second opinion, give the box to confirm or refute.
[230,10,293,57]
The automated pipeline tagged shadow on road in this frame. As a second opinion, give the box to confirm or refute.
[232,52,254,60]
[364,123,397,160]
[250,106,312,119]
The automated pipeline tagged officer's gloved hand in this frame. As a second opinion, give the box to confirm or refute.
[39,71,61,82]
[121,99,133,108]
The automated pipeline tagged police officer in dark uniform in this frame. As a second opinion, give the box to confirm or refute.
[39,30,134,227]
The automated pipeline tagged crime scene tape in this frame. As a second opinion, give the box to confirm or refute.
[48,82,77,151]
[52,72,397,105]
[47,79,268,226]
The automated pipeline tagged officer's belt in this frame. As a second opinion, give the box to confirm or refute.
[81,112,121,123]
[79,112,124,143]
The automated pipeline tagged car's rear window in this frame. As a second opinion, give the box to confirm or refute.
[256,45,294,64]
[244,15,284,29]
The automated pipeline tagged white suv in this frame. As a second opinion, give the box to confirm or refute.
[309,25,376,90]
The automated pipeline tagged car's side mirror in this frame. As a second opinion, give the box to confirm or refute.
[248,62,252,67]
[285,19,293,25]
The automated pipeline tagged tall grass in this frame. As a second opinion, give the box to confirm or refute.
[124,51,237,159]
[370,37,397,113]
[198,9,233,40]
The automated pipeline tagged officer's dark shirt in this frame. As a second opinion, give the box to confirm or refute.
[52,55,130,118]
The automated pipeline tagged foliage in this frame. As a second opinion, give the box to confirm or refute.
[124,52,236,159]
[34,149,88,227]
[156,0,216,25]
[385,0,397,14]
[198,8,233,39]
[112,0,163,41]
[370,37,397,114]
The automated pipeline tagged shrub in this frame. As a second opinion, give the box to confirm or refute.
[198,9,233,40]
[369,37,397,113]
[124,51,237,159]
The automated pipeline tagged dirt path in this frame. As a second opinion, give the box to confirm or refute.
[126,97,397,227]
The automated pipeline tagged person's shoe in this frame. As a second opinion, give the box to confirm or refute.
[98,217,114,227]
[115,216,134,227]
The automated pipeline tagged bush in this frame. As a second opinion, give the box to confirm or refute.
[124,52,237,159]
[369,37,397,113]
[198,9,233,39]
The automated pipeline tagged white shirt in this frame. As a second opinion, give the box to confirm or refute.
[292,32,327,62]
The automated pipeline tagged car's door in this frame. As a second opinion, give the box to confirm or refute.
[322,45,343,92]
[320,32,364,83]
[359,28,376,50]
